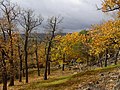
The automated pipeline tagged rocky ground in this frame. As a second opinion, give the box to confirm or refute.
[1,65,120,90]
[76,67,120,90]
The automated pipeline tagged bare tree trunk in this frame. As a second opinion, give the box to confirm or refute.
[44,41,51,80]
[23,69,25,77]
[1,28,6,41]
[48,61,50,75]
[35,46,40,76]
[100,60,103,67]
[1,50,7,90]
[19,58,22,82]
[44,53,49,80]
[62,64,65,71]
[18,44,23,82]
[62,54,65,71]
[2,74,7,90]
[1,27,7,90]
[9,36,14,86]
[86,55,90,66]
[35,37,40,76]
[9,60,14,86]
[19,55,22,82]
[44,16,63,80]
[24,34,28,83]
[18,9,43,82]
[105,49,108,67]
[98,54,103,67]
[114,47,120,65]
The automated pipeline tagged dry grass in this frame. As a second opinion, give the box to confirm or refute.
[0,64,120,90]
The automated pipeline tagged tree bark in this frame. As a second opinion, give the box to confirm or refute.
[44,42,51,80]
[44,30,55,80]
[1,28,6,41]
[114,47,120,65]
[18,44,23,82]
[9,36,14,86]
[9,60,14,86]
[23,69,25,77]
[44,16,62,80]
[24,33,28,83]
[44,53,48,80]
[19,55,22,82]
[19,58,22,81]
[105,49,108,67]
[48,61,50,75]
[35,45,40,76]
[1,50,7,90]
[62,54,65,71]
[62,64,65,71]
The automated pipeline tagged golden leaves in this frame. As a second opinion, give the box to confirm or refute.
[90,20,120,55]
[102,0,120,17]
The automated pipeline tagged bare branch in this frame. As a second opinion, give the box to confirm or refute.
[19,9,43,33]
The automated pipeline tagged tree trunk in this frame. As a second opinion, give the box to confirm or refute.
[44,53,48,80]
[1,29,6,41]
[9,56,14,86]
[35,38,40,76]
[100,60,103,67]
[19,55,22,82]
[1,30,7,90]
[44,45,47,80]
[3,77,7,90]
[98,54,103,67]
[1,50,7,90]
[9,35,14,86]
[23,69,25,77]
[44,41,52,80]
[9,60,14,86]
[44,16,60,80]
[86,55,89,66]
[48,61,50,75]
[105,49,108,67]
[114,47,120,65]
[62,64,65,71]
[62,54,65,71]
[35,49,40,76]
[18,44,23,82]
[24,34,28,83]
[2,66,7,90]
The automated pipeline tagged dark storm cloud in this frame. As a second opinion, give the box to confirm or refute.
[11,0,110,32]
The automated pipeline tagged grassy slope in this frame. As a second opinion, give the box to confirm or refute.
[1,64,120,90]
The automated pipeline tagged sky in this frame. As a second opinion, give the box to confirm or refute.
[10,0,111,33]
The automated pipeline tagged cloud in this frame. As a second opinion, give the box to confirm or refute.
[10,0,110,32]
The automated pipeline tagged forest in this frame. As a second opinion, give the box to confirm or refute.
[0,0,120,90]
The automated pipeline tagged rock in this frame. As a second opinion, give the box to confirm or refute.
[87,88,91,90]
[114,82,120,90]
[101,73,104,76]
[73,72,77,74]
[96,81,99,84]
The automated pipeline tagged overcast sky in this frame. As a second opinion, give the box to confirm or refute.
[11,0,111,33]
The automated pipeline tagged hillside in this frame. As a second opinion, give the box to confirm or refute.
[1,65,120,90]
[0,0,120,90]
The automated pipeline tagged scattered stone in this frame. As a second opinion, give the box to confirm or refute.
[108,72,111,74]
[73,72,77,74]
[114,82,120,90]
[77,67,120,90]
[87,88,91,90]
[96,81,99,84]
[101,73,104,76]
